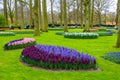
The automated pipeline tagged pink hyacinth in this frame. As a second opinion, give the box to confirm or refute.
[8,38,35,46]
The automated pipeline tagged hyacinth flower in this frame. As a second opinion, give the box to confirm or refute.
[4,38,36,50]
[21,45,97,70]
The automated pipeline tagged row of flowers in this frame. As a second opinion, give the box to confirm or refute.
[21,45,97,70]
[4,38,36,50]
[64,32,99,39]
[97,31,113,36]
[0,32,15,36]
[102,52,120,64]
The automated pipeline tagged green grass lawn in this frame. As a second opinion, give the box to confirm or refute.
[0,29,120,80]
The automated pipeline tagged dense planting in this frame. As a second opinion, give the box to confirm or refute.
[21,45,97,70]
[4,38,36,50]
[97,31,113,36]
[64,32,99,39]
[0,32,15,36]
[102,52,120,64]
[11,31,42,34]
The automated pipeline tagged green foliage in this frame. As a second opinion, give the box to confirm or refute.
[21,56,96,70]
[4,41,36,50]
[48,27,63,31]
[0,32,15,36]
[102,52,120,64]
[97,31,113,36]
[64,32,99,39]
[98,28,107,31]
[0,14,5,27]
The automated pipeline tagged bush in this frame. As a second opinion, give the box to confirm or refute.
[64,32,99,39]
[4,38,36,50]
[0,32,15,36]
[102,52,120,64]
[97,31,113,36]
[21,45,97,70]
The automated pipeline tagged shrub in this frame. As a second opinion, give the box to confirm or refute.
[4,38,36,50]
[0,32,15,36]
[21,45,97,70]
[64,32,99,39]
[102,52,120,64]
[97,31,113,36]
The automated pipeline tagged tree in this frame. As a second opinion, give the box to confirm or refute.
[116,0,120,48]
[7,0,14,24]
[20,0,25,27]
[38,0,43,31]
[94,0,113,25]
[29,0,33,27]
[63,0,68,32]
[34,0,40,36]
[90,0,94,28]
[15,0,18,26]
[42,0,48,32]
[80,0,84,28]
[3,0,8,26]
[50,0,55,26]
[60,0,63,28]
[83,0,91,32]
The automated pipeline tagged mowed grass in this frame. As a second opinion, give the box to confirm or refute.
[0,29,120,80]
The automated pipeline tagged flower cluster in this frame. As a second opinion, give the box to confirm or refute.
[102,52,120,64]
[21,45,97,70]
[64,32,99,39]
[4,38,36,50]
[0,32,15,36]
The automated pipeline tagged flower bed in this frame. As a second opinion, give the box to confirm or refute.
[97,31,113,36]
[48,28,63,31]
[0,32,15,36]
[102,52,120,64]
[64,32,99,39]
[11,31,42,34]
[21,45,97,70]
[4,38,36,50]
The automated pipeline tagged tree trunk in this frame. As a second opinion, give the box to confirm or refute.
[116,0,120,48]
[84,0,90,32]
[50,0,54,26]
[20,0,25,28]
[91,0,94,28]
[116,1,119,26]
[60,0,63,28]
[42,0,48,32]
[29,0,33,28]
[3,0,8,26]
[98,11,101,25]
[15,0,18,26]
[63,0,68,32]
[38,0,43,30]
[34,0,40,36]
[80,0,84,28]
